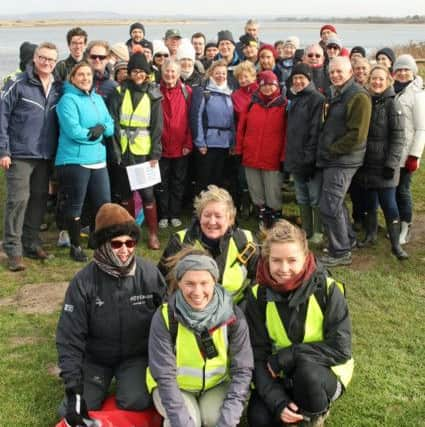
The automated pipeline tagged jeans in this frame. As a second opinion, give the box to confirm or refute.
[293,170,323,206]
[396,168,412,222]
[363,187,399,221]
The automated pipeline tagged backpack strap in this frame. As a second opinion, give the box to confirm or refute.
[167,303,178,348]
[181,83,189,102]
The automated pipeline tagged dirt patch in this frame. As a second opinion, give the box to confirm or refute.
[47,363,61,378]
[0,282,69,314]
[8,336,43,347]
[351,251,378,271]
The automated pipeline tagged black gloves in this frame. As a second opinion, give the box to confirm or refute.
[383,167,395,180]
[64,386,94,427]
[87,124,105,141]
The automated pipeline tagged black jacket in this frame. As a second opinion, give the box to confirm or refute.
[54,55,80,82]
[56,257,166,389]
[285,82,325,176]
[245,264,352,418]
[354,87,404,189]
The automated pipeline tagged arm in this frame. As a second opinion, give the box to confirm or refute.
[183,88,193,154]
[190,87,206,148]
[149,95,163,161]
[329,92,372,155]
[0,78,20,157]
[97,95,114,138]
[409,90,425,159]
[235,110,248,155]
[385,99,405,170]
[305,94,325,166]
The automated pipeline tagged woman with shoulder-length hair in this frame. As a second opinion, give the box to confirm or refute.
[147,247,253,427]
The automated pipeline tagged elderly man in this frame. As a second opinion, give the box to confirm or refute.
[0,42,62,271]
[164,29,182,59]
[303,43,330,95]
[317,57,372,267]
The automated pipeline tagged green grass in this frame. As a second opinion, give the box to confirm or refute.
[1,166,425,427]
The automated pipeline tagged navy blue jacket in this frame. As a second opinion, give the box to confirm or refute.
[0,66,62,159]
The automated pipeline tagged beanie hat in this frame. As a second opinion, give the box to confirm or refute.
[258,43,278,59]
[326,36,342,49]
[217,30,235,45]
[140,39,153,54]
[130,22,145,36]
[239,34,258,48]
[320,24,337,35]
[19,41,37,71]
[152,40,169,56]
[94,203,140,248]
[111,42,130,62]
[393,54,418,74]
[258,70,279,86]
[290,63,312,81]
[113,60,128,80]
[176,41,195,61]
[205,41,217,50]
[127,53,151,74]
[350,46,366,58]
[283,36,300,50]
[375,47,396,66]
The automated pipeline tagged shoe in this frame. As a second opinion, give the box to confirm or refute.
[158,218,169,229]
[23,246,54,260]
[70,245,88,262]
[8,256,25,272]
[39,223,49,231]
[80,225,90,238]
[319,252,352,267]
[170,218,182,228]
[144,202,160,250]
[57,230,71,248]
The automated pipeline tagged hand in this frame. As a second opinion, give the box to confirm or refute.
[198,147,207,155]
[405,155,419,173]
[383,167,395,180]
[87,124,105,141]
[280,402,304,424]
[149,159,158,168]
[182,148,191,156]
[65,388,93,427]
[267,361,278,379]
[0,156,11,169]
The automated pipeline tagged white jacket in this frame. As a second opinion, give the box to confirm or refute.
[395,76,425,166]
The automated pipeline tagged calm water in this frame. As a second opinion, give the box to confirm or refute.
[0,20,424,78]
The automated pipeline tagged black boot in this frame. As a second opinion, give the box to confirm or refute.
[68,218,88,262]
[387,220,409,260]
[357,210,378,248]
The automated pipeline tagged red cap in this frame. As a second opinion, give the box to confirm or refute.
[258,70,279,86]
[320,24,337,35]
[258,43,278,60]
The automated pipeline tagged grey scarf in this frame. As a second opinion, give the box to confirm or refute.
[93,242,136,278]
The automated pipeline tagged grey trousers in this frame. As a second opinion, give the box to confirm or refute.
[244,167,282,211]
[2,159,50,256]
[319,167,357,257]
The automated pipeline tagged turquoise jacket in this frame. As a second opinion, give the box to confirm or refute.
[55,81,114,166]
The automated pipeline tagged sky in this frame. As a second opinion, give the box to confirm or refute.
[1,0,425,17]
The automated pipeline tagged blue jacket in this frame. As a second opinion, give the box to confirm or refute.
[190,80,235,149]
[55,81,114,166]
[0,66,61,159]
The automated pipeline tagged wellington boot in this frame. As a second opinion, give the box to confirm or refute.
[144,202,160,250]
[357,210,378,248]
[399,221,411,245]
[387,220,409,260]
[299,205,313,238]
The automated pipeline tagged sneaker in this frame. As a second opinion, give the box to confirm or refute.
[8,256,25,272]
[170,218,182,228]
[319,252,352,267]
[70,245,88,262]
[57,230,71,248]
[80,225,90,238]
[23,246,54,260]
[158,218,169,229]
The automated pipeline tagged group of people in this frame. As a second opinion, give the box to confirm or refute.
[1,19,424,274]
[56,186,352,427]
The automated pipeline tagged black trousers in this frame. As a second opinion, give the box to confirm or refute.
[155,156,188,219]
[247,362,338,427]
[195,147,228,195]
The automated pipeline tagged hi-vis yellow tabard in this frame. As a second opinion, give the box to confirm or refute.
[146,304,229,393]
[252,278,354,388]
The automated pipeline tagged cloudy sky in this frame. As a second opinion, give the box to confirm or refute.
[1,0,425,16]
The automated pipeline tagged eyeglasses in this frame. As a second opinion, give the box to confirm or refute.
[89,54,107,61]
[130,69,147,75]
[327,45,340,50]
[155,53,169,58]
[110,239,137,249]
[38,55,57,64]
[307,53,322,58]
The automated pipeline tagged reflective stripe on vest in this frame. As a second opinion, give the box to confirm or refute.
[176,229,253,303]
[118,87,151,155]
[252,278,354,388]
[146,303,229,393]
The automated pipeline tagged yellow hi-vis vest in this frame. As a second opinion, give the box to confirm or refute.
[176,229,253,303]
[252,278,354,389]
[146,304,230,393]
[117,87,151,155]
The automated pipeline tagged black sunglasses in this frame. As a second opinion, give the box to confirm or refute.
[307,53,322,58]
[89,54,107,61]
[110,239,137,249]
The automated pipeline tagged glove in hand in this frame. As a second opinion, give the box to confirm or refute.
[65,387,93,427]
[405,156,419,173]
[87,124,105,141]
[383,167,395,180]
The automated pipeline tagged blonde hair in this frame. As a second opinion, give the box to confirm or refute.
[233,60,257,81]
[261,220,308,259]
[194,185,236,225]
[367,64,394,89]
[207,59,228,78]
[87,40,111,55]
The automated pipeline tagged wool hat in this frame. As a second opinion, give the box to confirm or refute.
[127,53,151,74]
[175,254,219,282]
[19,41,37,71]
[375,47,396,66]
[283,36,300,50]
[205,41,217,50]
[217,30,235,45]
[320,24,337,35]
[165,28,182,39]
[350,46,366,58]
[393,54,418,74]
[258,70,279,86]
[111,42,130,62]
[130,22,145,36]
[94,203,140,248]
[258,43,278,59]
[176,41,195,61]
[152,40,169,56]
[239,33,258,48]
[326,36,342,49]
[290,63,313,81]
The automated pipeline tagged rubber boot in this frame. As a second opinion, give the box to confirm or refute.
[67,218,88,262]
[299,205,313,238]
[257,205,266,229]
[399,221,411,245]
[263,206,275,229]
[387,220,409,260]
[309,206,324,244]
[144,202,160,250]
[357,210,378,248]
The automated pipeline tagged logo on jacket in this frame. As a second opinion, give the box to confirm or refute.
[95,297,104,307]
[129,294,153,305]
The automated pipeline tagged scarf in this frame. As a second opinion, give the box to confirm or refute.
[175,285,234,333]
[258,87,281,105]
[208,78,232,95]
[394,80,411,94]
[93,242,136,278]
[256,251,316,293]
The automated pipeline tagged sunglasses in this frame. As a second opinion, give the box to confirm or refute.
[110,239,137,249]
[327,45,340,50]
[155,53,169,58]
[307,53,322,58]
[89,54,107,61]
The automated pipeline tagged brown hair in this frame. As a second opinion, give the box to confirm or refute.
[68,61,92,82]
[207,59,228,78]
[87,40,111,55]
[66,27,88,45]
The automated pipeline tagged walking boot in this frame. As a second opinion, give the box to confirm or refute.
[8,256,26,272]
[357,210,378,248]
[399,221,411,245]
[144,202,160,250]
[309,206,324,245]
[299,205,313,238]
[67,218,88,262]
[387,220,409,260]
